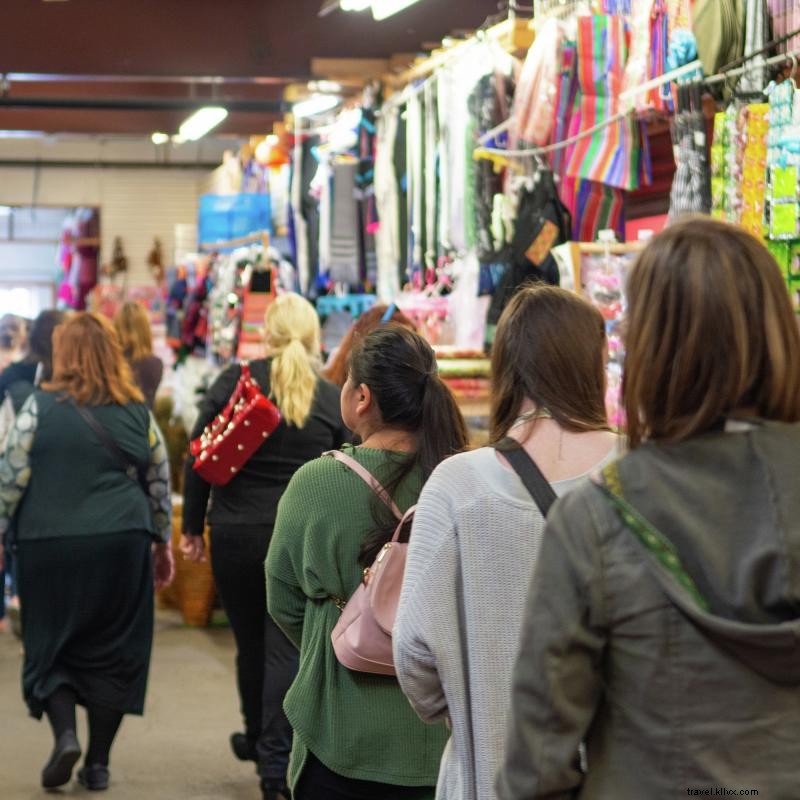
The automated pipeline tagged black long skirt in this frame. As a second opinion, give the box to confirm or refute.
[16,531,154,719]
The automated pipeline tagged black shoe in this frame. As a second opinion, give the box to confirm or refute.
[230,732,258,762]
[41,730,81,789]
[261,778,291,800]
[77,764,110,791]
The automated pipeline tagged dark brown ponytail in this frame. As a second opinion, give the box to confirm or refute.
[348,326,469,565]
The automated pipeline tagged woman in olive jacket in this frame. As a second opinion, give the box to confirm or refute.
[498,219,800,800]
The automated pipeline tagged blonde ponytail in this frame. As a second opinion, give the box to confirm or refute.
[265,294,321,428]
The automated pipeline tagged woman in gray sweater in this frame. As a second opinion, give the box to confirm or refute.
[497,218,800,799]
[394,286,619,800]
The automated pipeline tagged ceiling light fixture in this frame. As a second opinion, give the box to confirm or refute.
[293,94,341,118]
[178,106,228,142]
[371,0,422,20]
[151,132,170,145]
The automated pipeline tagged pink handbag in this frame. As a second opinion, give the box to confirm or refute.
[323,450,415,676]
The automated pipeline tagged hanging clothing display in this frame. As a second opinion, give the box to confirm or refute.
[328,159,361,286]
[511,18,565,146]
[566,14,642,192]
[488,170,570,326]
[375,106,402,301]
[669,83,713,220]
[406,89,426,272]
[739,0,768,94]
[693,0,745,75]
[423,80,440,270]
[471,71,514,264]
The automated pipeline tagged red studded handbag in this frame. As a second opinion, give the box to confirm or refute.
[190,362,282,486]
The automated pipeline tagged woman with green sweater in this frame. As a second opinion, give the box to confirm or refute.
[266,325,469,800]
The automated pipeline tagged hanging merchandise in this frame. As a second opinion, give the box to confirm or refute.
[356,103,379,288]
[621,0,661,114]
[375,105,403,300]
[740,102,769,236]
[488,169,570,328]
[329,157,362,285]
[423,80,440,270]
[668,0,694,37]
[739,0,769,94]
[406,89,426,272]
[512,18,565,147]
[566,14,642,192]
[693,0,745,75]
[765,75,800,240]
[471,71,515,264]
[669,82,713,220]
[572,180,627,242]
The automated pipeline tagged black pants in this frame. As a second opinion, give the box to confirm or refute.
[210,524,298,783]
[295,752,434,800]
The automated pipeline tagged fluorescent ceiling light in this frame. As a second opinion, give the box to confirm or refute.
[178,106,228,142]
[341,0,371,8]
[293,94,341,118]
[371,0,422,20]
[151,132,170,145]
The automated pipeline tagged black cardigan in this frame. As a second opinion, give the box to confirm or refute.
[182,358,349,535]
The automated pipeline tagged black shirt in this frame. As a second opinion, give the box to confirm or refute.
[182,358,349,535]
[0,360,38,412]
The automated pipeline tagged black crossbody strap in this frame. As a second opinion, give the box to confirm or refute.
[69,399,146,489]
[494,437,557,517]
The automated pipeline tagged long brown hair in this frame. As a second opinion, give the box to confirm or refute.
[624,217,800,448]
[323,304,416,388]
[490,284,609,442]
[114,301,154,363]
[44,313,144,406]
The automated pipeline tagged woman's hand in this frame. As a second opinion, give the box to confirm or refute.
[179,533,207,563]
[153,542,175,590]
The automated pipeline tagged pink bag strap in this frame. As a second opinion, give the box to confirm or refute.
[391,505,417,542]
[324,450,403,520]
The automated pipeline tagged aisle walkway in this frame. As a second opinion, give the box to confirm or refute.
[1,611,262,800]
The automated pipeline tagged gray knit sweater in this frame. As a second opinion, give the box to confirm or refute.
[394,445,618,800]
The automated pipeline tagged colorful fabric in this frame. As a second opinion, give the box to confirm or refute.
[566,14,642,191]
[621,0,657,114]
[669,87,713,220]
[741,103,769,236]
[668,0,694,34]
[512,18,565,147]
[573,180,626,242]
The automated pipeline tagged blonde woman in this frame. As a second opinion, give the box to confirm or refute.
[181,293,349,800]
[114,302,163,409]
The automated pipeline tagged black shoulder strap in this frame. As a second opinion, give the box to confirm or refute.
[68,399,146,488]
[494,437,557,517]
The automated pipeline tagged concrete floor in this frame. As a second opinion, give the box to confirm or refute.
[1,610,263,800]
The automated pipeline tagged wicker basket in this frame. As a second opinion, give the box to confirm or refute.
[158,502,216,627]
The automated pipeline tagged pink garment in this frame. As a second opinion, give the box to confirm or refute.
[621,0,657,114]
[512,19,565,146]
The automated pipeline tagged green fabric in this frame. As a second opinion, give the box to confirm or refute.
[601,462,710,612]
[266,445,447,791]
[693,0,745,75]
[12,391,158,541]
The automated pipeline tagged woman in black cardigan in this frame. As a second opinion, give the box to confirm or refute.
[181,293,348,800]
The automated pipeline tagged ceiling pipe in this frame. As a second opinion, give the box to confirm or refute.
[0,160,222,170]
[0,97,286,113]
[3,72,304,86]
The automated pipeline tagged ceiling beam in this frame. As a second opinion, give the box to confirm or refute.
[0,97,286,113]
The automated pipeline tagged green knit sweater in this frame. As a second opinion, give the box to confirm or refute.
[266,445,448,791]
